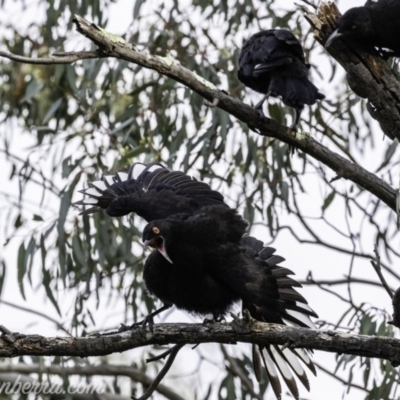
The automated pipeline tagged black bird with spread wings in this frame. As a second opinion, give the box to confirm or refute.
[76,163,318,400]
[75,162,225,221]
[238,29,324,130]
[326,0,400,58]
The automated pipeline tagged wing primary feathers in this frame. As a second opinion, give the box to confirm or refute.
[265,255,286,265]
[79,206,102,215]
[104,175,114,188]
[90,180,107,191]
[258,246,276,259]
[279,288,307,303]
[271,267,295,278]
[284,309,315,329]
[75,162,227,219]
[128,162,146,180]
[277,276,302,288]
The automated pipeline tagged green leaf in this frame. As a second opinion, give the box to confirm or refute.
[322,191,336,212]
[57,191,72,282]
[17,243,26,299]
[43,97,63,123]
[376,139,398,172]
[42,267,61,316]
[133,0,146,18]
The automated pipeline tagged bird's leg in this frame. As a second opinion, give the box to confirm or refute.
[119,304,172,333]
[254,91,271,113]
[290,108,302,131]
[288,108,302,155]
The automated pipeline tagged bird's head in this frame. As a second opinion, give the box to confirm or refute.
[142,221,173,264]
[326,7,372,48]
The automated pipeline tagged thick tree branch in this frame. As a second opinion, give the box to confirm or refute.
[1,321,400,366]
[302,2,400,143]
[0,15,397,212]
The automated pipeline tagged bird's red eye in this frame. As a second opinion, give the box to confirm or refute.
[152,227,160,234]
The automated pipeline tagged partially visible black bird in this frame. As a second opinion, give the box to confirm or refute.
[238,29,324,129]
[142,205,318,400]
[76,163,318,400]
[326,0,400,57]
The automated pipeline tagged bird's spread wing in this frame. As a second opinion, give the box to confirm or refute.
[74,162,226,221]
[213,236,318,327]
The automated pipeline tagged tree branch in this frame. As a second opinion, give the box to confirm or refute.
[299,277,389,289]
[134,344,184,400]
[1,321,400,366]
[0,50,103,64]
[301,2,400,143]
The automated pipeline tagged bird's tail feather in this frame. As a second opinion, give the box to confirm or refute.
[242,236,318,399]
[254,344,315,400]
[270,76,325,109]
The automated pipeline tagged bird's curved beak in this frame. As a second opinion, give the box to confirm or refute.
[325,29,343,48]
[143,238,173,264]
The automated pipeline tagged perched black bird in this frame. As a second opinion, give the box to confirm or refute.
[326,0,400,57]
[143,206,318,400]
[238,29,324,129]
[76,163,318,400]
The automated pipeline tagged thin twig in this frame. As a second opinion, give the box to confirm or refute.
[0,50,103,65]
[314,362,369,393]
[300,277,388,288]
[133,344,184,400]
[296,0,317,9]
[146,347,174,363]
[370,245,393,300]
[0,300,71,336]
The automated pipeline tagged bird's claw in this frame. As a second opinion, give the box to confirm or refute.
[118,315,155,334]
[202,314,225,325]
